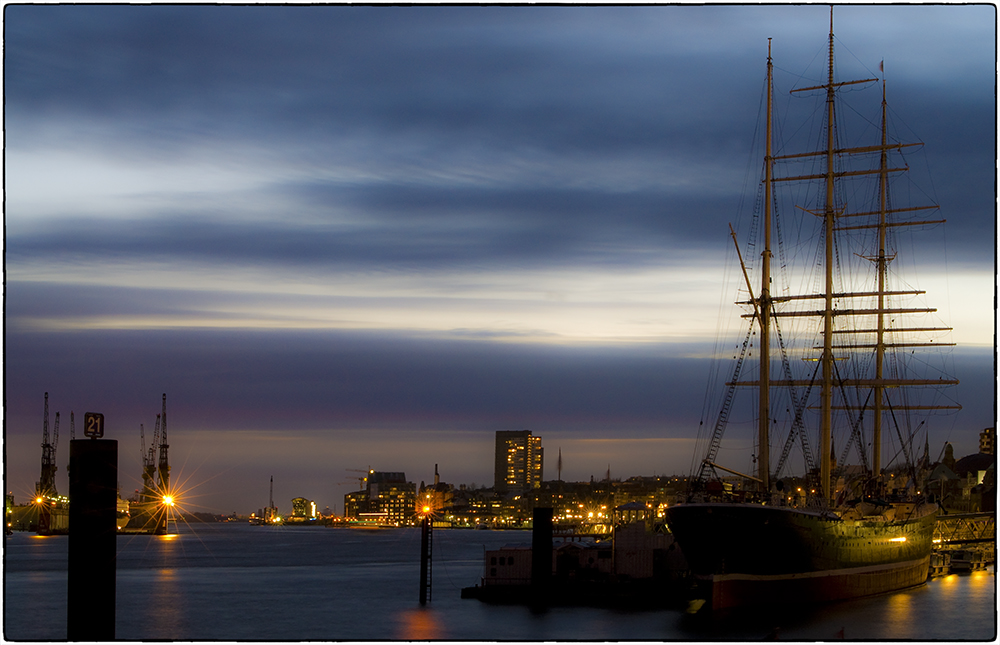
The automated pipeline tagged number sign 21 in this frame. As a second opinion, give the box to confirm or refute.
[84,412,105,438]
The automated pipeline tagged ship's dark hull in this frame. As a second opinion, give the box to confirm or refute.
[665,502,936,610]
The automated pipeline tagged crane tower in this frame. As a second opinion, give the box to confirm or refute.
[36,393,61,535]
[36,393,58,498]
[157,393,170,497]
[139,418,160,503]
[264,476,278,523]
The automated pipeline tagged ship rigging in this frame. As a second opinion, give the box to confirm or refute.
[666,9,960,610]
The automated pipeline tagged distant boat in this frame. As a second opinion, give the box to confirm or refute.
[666,10,955,611]
[347,514,396,529]
[948,548,986,573]
[117,496,130,530]
[121,500,176,535]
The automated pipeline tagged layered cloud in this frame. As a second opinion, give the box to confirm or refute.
[5,5,993,511]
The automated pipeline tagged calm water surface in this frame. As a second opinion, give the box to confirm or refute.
[4,522,995,641]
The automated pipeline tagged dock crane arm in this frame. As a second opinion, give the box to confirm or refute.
[53,412,60,456]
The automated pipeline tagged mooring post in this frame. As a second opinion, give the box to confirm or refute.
[67,419,117,640]
[531,506,553,604]
[419,511,433,605]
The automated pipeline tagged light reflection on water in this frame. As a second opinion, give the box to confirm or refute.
[714,568,997,642]
[395,607,444,640]
[883,588,918,639]
[148,568,183,636]
[4,524,996,640]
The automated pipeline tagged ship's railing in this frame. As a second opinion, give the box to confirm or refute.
[678,489,834,511]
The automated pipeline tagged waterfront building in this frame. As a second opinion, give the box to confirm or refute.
[290,497,316,520]
[979,427,995,455]
[343,489,368,520]
[418,464,454,517]
[916,437,996,513]
[446,486,497,527]
[953,452,996,513]
[494,430,543,494]
[449,474,690,528]
[367,471,416,525]
[483,545,533,585]
[343,470,417,525]
[434,475,691,528]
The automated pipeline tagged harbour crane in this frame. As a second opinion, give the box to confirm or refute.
[156,394,170,497]
[125,395,176,535]
[36,393,58,498]
[150,413,161,465]
[337,477,367,490]
[36,394,59,535]
[53,411,60,467]
[67,412,75,474]
[346,468,371,490]
[140,420,159,503]
[263,476,278,522]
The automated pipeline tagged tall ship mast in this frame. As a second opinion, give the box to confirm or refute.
[665,10,959,610]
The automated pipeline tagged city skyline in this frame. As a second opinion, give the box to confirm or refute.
[5,5,994,514]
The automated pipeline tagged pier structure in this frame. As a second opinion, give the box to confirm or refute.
[462,508,686,608]
[934,512,995,546]
[932,511,995,574]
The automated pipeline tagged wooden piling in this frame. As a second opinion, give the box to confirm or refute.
[419,513,432,605]
[67,439,118,640]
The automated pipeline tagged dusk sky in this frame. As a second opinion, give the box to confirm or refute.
[4,4,995,515]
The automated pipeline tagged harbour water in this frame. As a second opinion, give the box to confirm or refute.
[4,522,995,641]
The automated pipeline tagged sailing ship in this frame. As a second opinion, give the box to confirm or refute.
[665,12,959,611]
